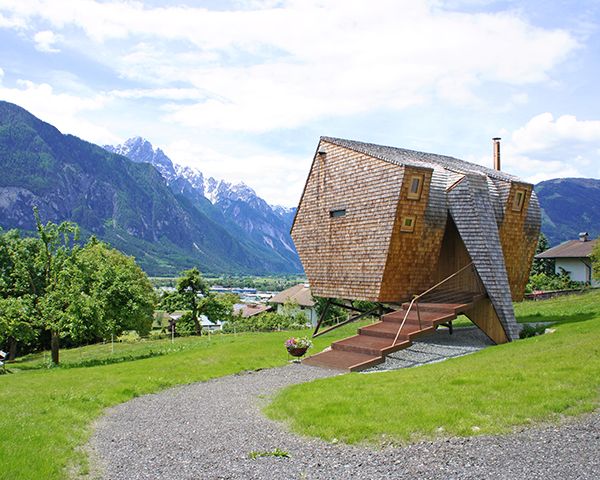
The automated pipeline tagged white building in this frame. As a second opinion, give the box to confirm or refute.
[269,283,318,326]
[535,232,598,287]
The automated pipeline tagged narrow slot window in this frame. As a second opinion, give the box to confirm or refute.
[406,174,424,200]
[511,189,526,212]
[329,209,346,218]
[400,215,416,232]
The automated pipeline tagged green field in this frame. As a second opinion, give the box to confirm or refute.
[0,323,365,480]
[2,291,599,479]
[265,290,600,444]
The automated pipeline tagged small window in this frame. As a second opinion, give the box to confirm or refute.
[406,174,424,200]
[329,209,346,218]
[511,189,526,212]
[400,215,416,232]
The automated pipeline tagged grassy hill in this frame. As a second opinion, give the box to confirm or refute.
[266,291,600,443]
[1,292,599,478]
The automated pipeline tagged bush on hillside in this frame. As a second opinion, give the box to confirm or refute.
[222,311,308,333]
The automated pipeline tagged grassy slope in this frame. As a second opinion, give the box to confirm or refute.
[265,291,600,445]
[0,324,366,480]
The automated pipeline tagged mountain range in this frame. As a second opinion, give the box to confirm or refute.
[0,101,300,275]
[0,100,598,276]
[535,178,600,246]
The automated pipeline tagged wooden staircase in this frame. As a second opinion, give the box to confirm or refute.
[302,293,482,372]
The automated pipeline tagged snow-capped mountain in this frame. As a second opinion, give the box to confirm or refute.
[105,137,301,272]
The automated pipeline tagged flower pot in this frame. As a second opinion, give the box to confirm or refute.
[287,346,308,357]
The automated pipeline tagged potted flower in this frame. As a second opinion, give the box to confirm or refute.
[285,336,313,357]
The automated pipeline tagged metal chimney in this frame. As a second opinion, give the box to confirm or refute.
[492,137,501,171]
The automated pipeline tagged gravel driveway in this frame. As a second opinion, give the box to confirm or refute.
[90,358,600,480]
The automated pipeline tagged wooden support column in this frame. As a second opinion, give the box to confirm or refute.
[464,297,509,344]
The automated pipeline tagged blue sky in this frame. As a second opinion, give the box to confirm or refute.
[1,0,599,206]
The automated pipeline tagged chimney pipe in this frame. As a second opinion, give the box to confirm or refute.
[492,137,501,171]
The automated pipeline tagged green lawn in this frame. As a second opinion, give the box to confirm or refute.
[0,323,364,480]
[265,290,600,445]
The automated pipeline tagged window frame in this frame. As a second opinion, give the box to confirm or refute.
[400,215,416,233]
[511,189,527,212]
[329,208,346,218]
[406,174,425,200]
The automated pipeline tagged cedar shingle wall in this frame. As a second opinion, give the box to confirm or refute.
[291,141,404,300]
[498,183,540,301]
[379,167,446,301]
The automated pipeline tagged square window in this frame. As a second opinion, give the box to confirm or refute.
[406,174,424,200]
[400,215,416,232]
[511,189,526,212]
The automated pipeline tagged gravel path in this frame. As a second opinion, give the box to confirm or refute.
[90,357,600,479]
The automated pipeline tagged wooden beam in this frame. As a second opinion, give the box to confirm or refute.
[463,297,509,344]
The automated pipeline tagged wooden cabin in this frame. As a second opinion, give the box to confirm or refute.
[291,137,540,371]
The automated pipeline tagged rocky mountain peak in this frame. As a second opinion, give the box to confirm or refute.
[105,137,177,182]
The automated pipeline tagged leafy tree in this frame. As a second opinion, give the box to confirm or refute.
[530,233,554,276]
[74,239,156,340]
[158,290,188,313]
[33,210,80,364]
[176,268,208,335]
[200,294,235,325]
[0,296,36,360]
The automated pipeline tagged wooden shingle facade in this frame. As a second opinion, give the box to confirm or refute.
[292,137,540,352]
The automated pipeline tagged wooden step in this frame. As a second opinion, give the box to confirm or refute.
[332,334,408,356]
[302,349,383,372]
[359,321,430,339]
[303,293,484,372]
[401,302,471,314]
[382,309,454,324]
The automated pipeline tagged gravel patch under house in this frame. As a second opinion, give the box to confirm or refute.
[90,328,600,480]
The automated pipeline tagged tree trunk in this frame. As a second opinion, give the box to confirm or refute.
[51,330,60,365]
[8,337,17,361]
[192,314,202,336]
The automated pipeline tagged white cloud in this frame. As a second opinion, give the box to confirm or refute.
[0,67,4,81]
[33,30,61,53]
[498,113,600,183]
[511,112,600,152]
[0,80,119,144]
[0,0,579,133]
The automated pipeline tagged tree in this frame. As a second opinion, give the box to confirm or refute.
[200,294,235,325]
[0,214,156,362]
[176,268,208,335]
[0,296,36,360]
[530,233,554,277]
[158,290,188,313]
[33,210,80,364]
[73,239,156,341]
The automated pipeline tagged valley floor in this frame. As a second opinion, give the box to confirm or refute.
[90,362,599,480]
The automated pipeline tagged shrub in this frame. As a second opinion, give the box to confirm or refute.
[117,331,142,343]
[519,324,548,339]
[222,311,308,333]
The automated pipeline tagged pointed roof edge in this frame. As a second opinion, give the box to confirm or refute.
[321,136,525,184]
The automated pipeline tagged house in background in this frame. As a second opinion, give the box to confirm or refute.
[535,232,599,287]
[269,283,318,326]
[233,303,271,318]
[291,136,540,371]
